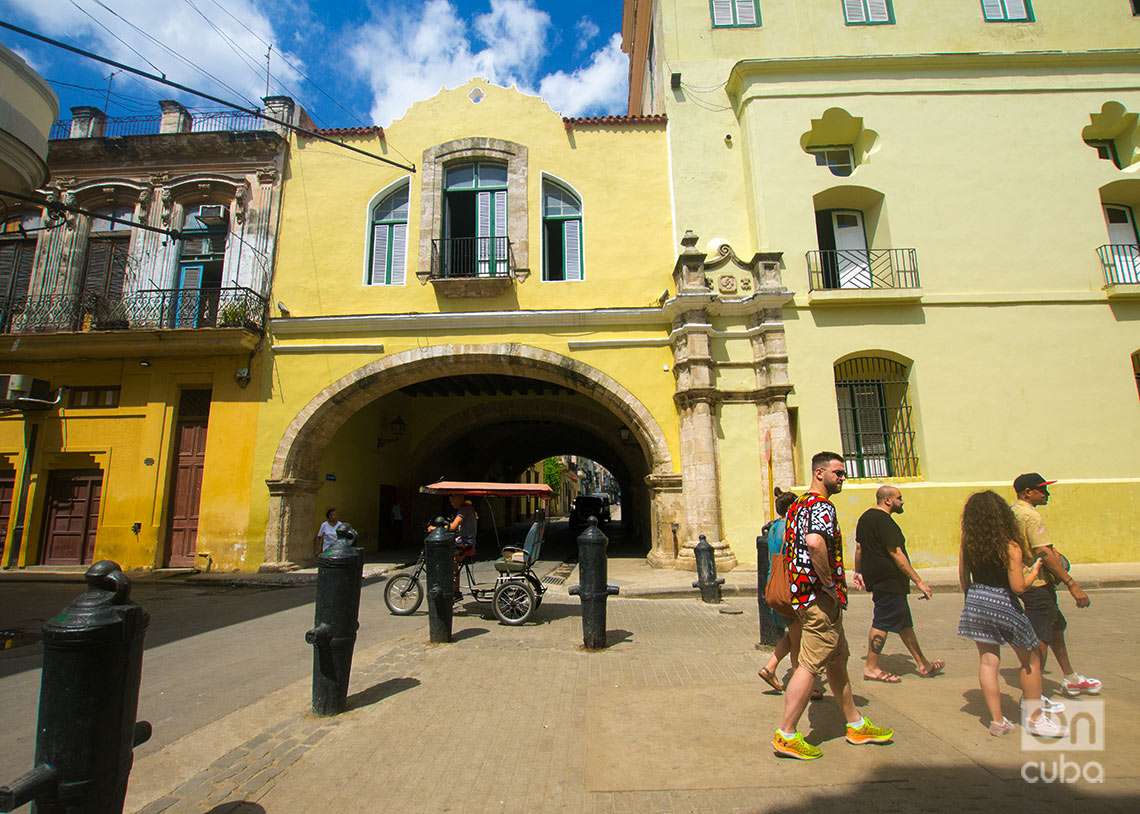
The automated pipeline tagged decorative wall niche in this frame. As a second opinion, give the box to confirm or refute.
[1083,102,1139,170]
[800,108,879,172]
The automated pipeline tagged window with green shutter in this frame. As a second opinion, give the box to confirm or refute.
[981,0,1034,22]
[843,0,894,25]
[370,184,409,286]
[710,0,761,28]
[542,180,583,282]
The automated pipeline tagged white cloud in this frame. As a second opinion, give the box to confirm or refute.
[350,1,626,125]
[3,0,303,110]
[575,16,599,53]
[538,34,627,118]
[10,45,45,72]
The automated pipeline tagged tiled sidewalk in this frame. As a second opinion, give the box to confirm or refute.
[128,591,1140,814]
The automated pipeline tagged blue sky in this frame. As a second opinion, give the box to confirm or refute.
[0,0,628,127]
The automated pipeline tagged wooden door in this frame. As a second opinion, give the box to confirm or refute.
[165,390,211,567]
[40,470,103,565]
[0,470,14,561]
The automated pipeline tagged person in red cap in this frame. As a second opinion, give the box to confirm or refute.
[1011,473,1101,701]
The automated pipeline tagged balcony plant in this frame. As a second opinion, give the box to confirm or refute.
[217,298,258,331]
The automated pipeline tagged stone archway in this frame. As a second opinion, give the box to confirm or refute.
[262,344,677,570]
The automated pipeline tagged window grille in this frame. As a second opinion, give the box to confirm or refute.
[67,387,121,408]
[834,356,919,478]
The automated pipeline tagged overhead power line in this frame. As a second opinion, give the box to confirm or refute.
[0,189,181,238]
[0,21,415,172]
[69,0,165,76]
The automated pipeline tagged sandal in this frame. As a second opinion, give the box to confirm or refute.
[863,671,902,684]
[758,666,784,692]
[918,659,945,678]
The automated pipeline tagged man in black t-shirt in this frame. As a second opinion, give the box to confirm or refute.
[852,485,944,682]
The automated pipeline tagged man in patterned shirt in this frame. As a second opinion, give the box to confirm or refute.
[772,451,895,760]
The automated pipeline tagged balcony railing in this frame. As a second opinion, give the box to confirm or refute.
[1097,244,1140,286]
[430,237,513,279]
[807,249,920,291]
[0,287,267,335]
[48,110,266,140]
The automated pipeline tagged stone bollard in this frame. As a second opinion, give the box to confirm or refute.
[424,519,456,644]
[0,561,151,814]
[692,534,724,604]
[304,537,364,716]
[568,517,619,649]
[756,534,783,645]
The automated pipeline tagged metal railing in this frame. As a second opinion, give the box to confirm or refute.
[430,237,513,279]
[0,287,267,334]
[49,110,266,140]
[1097,244,1140,286]
[807,248,920,291]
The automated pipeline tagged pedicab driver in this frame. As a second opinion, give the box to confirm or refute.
[428,494,478,601]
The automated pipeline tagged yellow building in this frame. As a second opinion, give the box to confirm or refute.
[623,0,1140,566]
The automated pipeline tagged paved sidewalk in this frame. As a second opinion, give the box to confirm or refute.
[125,587,1139,814]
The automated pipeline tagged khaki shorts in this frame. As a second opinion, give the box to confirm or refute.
[795,593,849,675]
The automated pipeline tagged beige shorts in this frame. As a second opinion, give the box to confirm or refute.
[795,593,849,675]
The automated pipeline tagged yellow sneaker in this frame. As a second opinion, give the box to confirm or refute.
[846,717,894,745]
[772,730,823,760]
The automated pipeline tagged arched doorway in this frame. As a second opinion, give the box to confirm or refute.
[262,345,677,570]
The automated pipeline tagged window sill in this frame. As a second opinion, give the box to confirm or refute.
[1104,283,1140,300]
[419,272,520,298]
[807,288,923,307]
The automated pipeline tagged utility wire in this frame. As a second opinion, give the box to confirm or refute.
[205,0,372,128]
[0,189,181,238]
[89,0,259,107]
[69,0,165,76]
[0,21,415,171]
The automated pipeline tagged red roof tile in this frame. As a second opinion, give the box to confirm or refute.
[562,114,667,129]
[312,126,384,138]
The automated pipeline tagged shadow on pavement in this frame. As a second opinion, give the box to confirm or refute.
[202,804,265,814]
[606,629,634,646]
[347,677,420,710]
[452,627,490,641]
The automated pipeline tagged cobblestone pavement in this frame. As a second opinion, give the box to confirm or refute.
[128,589,1140,813]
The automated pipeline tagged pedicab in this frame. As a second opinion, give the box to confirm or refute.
[382,480,553,625]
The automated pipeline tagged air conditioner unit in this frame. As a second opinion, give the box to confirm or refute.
[0,375,52,402]
[196,205,229,226]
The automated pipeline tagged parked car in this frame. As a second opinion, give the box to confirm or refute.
[569,494,607,531]
[588,493,612,523]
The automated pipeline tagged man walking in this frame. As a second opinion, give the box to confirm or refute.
[772,451,894,760]
[1011,473,1101,700]
[853,486,944,682]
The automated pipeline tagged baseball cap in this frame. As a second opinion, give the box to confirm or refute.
[1013,473,1056,493]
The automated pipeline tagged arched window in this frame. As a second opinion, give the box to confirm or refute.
[174,204,229,327]
[81,205,133,311]
[542,180,582,281]
[440,162,507,278]
[834,356,919,478]
[369,184,409,286]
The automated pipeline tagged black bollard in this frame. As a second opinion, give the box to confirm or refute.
[692,534,724,604]
[756,534,782,645]
[304,538,364,716]
[0,561,151,814]
[424,519,455,644]
[568,517,619,649]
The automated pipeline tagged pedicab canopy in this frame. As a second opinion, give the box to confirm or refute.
[420,481,554,500]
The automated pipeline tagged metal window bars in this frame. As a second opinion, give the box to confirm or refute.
[430,237,513,279]
[807,248,920,291]
[1097,244,1140,286]
[0,287,266,334]
[834,356,920,479]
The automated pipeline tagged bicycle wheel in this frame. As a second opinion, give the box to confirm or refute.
[384,574,424,615]
[492,580,535,626]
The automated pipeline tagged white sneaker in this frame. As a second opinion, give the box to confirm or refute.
[1040,695,1066,714]
[988,717,1015,737]
[1026,713,1067,739]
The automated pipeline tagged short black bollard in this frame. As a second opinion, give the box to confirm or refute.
[692,534,724,604]
[568,517,619,649]
[424,519,455,644]
[304,538,364,716]
[0,561,151,814]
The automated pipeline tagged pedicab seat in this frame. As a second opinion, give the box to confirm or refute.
[495,509,546,574]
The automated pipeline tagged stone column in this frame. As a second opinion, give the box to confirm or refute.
[644,472,682,567]
[749,254,795,508]
[159,100,191,134]
[261,477,320,571]
[261,95,297,137]
[69,106,105,139]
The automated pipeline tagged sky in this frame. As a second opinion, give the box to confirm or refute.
[0,0,628,128]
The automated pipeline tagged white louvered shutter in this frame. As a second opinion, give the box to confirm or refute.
[390,223,406,285]
[711,0,734,26]
[493,190,508,276]
[563,220,582,281]
[844,0,866,23]
[477,191,491,276]
[867,0,890,22]
[734,0,757,26]
[371,224,389,285]
[981,0,1006,20]
[1003,0,1029,19]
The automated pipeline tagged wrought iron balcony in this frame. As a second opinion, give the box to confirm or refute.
[430,236,514,279]
[806,249,920,292]
[49,110,266,140]
[1097,244,1140,287]
[0,287,267,335]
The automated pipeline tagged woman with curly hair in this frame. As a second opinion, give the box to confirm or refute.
[958,490,1063,738]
